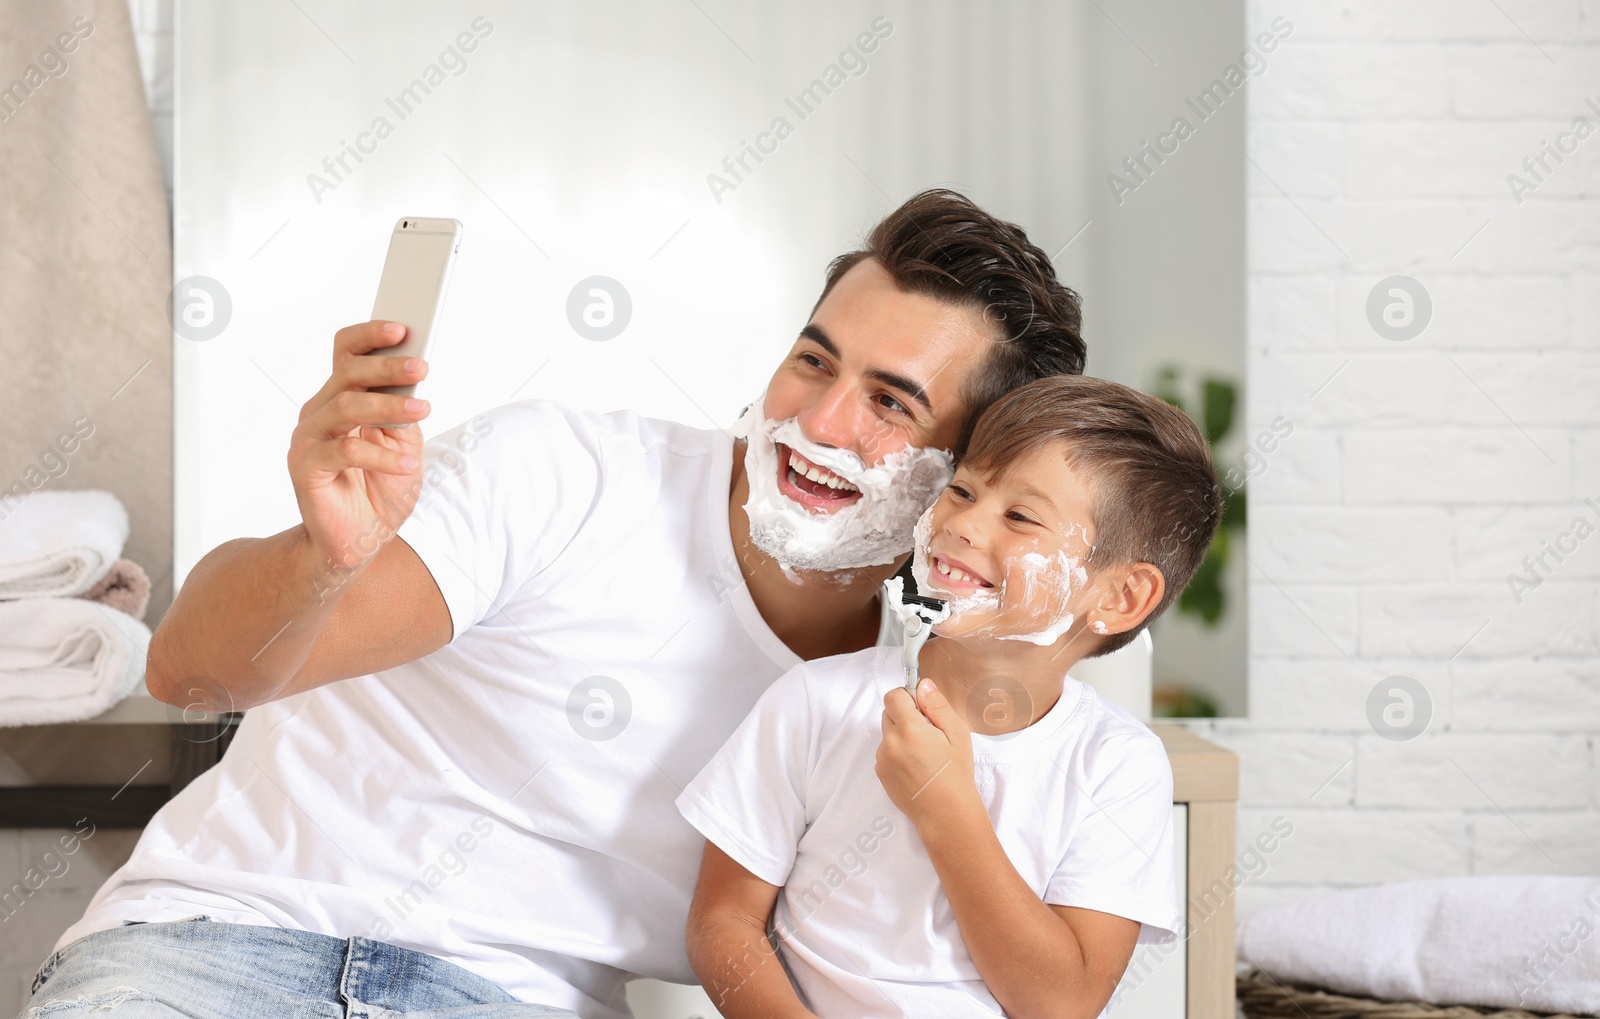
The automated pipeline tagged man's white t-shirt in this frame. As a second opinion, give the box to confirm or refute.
[54,400,844,1018]
[675,646,1181,1019]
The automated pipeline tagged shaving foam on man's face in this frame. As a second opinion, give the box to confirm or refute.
[733,398,955,571]
[911,454,1097,646]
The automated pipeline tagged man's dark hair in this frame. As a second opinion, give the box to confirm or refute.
[812,189,1086,456]
[961,374,1222,656]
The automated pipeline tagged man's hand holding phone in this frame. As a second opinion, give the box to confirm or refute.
[288,215,459,579]
[287,320,431,576]
[145,220,460,711]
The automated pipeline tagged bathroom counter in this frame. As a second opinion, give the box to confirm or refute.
[0,693,232,829]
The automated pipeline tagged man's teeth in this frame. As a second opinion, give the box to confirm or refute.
[935,558,982,584]
[788,453,859,493]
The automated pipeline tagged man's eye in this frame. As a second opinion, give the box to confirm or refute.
[876,393,909,415]
[799,352,826,370]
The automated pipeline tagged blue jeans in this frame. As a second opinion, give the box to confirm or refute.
[20,916,579,1018]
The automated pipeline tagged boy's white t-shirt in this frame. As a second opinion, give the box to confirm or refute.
[53,400,825,1019]
[676,646,1181,1019]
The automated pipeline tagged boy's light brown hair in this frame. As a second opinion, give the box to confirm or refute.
[960,374,1222,655]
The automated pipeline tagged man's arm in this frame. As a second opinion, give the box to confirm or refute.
[877,681,1139,1019]
[146,528,450,711]
[146,320,449,712]
[685,842,818,1019]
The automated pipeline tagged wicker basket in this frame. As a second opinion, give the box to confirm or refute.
[1237,967,1595,1019]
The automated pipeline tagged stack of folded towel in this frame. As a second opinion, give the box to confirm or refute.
[0,490,153,725]
[1238,874,1600,1016]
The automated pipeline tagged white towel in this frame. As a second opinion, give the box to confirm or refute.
[1238,875,1600,1016]
[0,489,128,599]
[0,598,150,725]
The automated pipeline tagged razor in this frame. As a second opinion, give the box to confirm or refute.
[883,577,951,695]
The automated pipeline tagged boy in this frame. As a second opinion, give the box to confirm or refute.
[675,374,1221,1019]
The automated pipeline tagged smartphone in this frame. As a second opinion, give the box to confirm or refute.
[366,216,461,421]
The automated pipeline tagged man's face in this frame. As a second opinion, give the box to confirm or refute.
[760,258,993,516]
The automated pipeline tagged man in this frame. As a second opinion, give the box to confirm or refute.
[24,190,1100,1019]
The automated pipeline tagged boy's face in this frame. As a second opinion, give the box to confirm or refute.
[914,441,1101,644]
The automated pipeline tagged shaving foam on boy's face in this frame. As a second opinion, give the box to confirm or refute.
[732,397,955,571]
[911,458,1097,646]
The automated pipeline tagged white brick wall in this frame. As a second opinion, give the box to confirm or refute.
[1189,0,1600,927]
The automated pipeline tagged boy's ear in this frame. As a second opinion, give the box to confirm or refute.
[1088,562,1165,639]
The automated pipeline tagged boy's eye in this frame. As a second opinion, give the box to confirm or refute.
[1007,510,1039,526]
[947,483,973,501]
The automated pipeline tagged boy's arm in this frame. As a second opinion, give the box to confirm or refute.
[877,681,1139,1019]
[686,841,819,1019]
[916,797,1140,1019]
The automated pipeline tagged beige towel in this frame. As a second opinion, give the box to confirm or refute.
[0,0,174,621]
[81,557,150,620]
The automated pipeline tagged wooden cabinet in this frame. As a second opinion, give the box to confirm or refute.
[1102,724,1240,1019]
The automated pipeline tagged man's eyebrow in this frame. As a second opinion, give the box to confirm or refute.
[798,324,934,412]
[800,324,840,359]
